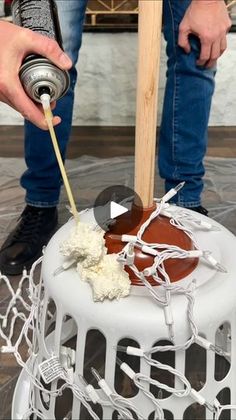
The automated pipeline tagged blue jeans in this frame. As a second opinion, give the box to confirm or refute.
[21,0,88,207]
[159,0,216,206]
[21,0,215,208]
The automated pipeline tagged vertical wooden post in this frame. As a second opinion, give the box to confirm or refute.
[134,0,163,208]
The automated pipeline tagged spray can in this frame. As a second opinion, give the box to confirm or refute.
[11,0,70,103]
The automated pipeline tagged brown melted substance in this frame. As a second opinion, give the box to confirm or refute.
[105,204,198,286]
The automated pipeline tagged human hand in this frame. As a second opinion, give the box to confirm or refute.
[0,21,72,129]
[178,0,232,68]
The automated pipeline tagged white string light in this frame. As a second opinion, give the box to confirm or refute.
[0,184,233,418]
[90,368,144,419]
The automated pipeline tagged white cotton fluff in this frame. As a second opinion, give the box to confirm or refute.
[77,253,131,302]
[59,222,131,301]
[60,222,106,268]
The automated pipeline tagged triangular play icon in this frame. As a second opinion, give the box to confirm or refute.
[110,201,128,219]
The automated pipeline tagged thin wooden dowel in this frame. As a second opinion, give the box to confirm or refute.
[227,0,236,9]
[134,0,163,208]
[44,108,79,221]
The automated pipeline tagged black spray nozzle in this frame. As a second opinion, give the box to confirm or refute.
[38,85,51,98]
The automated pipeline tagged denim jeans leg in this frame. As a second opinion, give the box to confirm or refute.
[21,0,88,207]
[159,0,216,207]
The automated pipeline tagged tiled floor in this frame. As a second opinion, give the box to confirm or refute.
[0,153,236,419]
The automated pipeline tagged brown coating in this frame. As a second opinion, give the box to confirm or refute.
[105,204,198,286]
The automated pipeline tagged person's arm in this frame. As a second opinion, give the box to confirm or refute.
[178,0,232,68]
[0,21,72,129]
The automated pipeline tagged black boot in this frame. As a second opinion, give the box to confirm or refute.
[0,205,58,275]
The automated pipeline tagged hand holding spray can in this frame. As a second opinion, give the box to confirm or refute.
[11,0,70,103]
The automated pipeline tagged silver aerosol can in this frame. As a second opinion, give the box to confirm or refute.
[11,0,70,103]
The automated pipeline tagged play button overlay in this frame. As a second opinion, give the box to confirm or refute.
[110,201,128,219]
[94,185,143,233]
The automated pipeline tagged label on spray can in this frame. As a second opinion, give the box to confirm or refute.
[11,0,69,102]
[12,0,62,45]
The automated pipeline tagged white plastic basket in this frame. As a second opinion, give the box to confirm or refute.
[11,207,236,420]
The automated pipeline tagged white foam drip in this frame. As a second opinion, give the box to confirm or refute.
[59,221,131,301]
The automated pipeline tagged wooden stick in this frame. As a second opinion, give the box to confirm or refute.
[44,108,79,221]
[134,0,163,208]
[227,0,236,9]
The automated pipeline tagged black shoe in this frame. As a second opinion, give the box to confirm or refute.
[185,205,208,216]
[0,205,58,275]
[4,2,12,17]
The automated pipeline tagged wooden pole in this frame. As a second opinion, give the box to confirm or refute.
[134,0,163,208]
